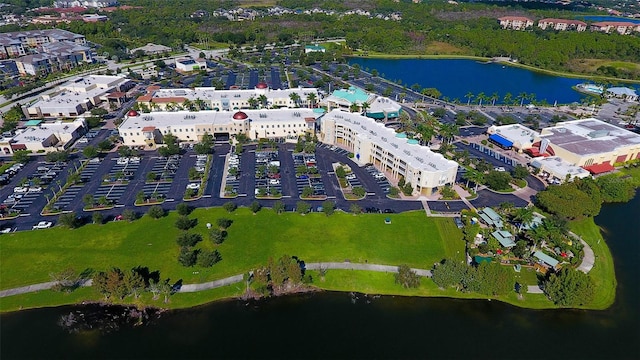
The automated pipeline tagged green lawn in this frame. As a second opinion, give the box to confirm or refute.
[0,209,461,291]
[570,217,616,310]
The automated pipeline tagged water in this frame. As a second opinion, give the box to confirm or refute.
[1,195,639,359]
[580,16,640,24]
[347,58,638,105]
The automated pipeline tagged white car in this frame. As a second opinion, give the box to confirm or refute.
[117,158,129,165]
[32,221,53,230]
[269,179,280,185]
[494,167,506,172]
[346,174,357,180]
[1,227,13,234]
[29,186,43,192]
[186,183,200,190]
[13,187,28,193]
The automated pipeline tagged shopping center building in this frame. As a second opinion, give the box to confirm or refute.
[320,109,458,195]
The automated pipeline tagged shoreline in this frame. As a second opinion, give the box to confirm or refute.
[348,53,640,84]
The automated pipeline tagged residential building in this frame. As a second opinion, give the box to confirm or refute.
[498,16,534,30]
[82,14,108,22]
[15,41,92,76]
[130,65,158,80]
[23,75,133,118]
[538,18,587,31]
[590,21,640,34]
[320,110,458,196]
[175,57,207,73]
[492,230,516,248]
[478,207,504,228]
[0,118,86,154]
[0,29,86,59]
[533,250,559,270]
[129,43,172,56]
[136,84,318,111]
[117,108,318,146]
[53,0,118,8]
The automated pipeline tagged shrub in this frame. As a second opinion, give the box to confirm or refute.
[178,247,199,267]
[223,201,237,213]
[176,232,203,247]
[216,218,232,229]
[147,205,165,219]
[176,203,191,216]
[197,250,222,267]
[209,228,227,244]
[175,215,195,230]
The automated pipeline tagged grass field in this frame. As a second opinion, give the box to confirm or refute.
[0,209,461,291]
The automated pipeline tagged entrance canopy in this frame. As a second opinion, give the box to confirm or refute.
[488,134,513,149]
[583,163,615,174]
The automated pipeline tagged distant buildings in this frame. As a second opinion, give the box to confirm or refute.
[304,44,326,54]
[590,21,640,34]
[0,29,86,59]
[324,86,402,120]
[0,118,86,154]
[175,57,207,73]
[129,43,172,56]
[538,18,587,31]
[23,75,133,118]
[53,0,118,8]
[498,16,534,30]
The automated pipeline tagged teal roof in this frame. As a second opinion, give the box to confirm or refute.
[305,45,325,51]
[313,108,325,114]
[534,251,559,267]
[407,139,419,145]
[24,120,42,126]
[395,133,407,138]
[330,86,370,104]
[479,208,503,228]
[491,230,515,247]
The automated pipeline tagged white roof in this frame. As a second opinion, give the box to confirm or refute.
[149,87,318,103]
[326,109,458,173]
[530,156,591,179]
[367,96,401,113]
[12,120,84,143]
[607,87,637,96]
[119,108,318,131]
[488,124,539,149]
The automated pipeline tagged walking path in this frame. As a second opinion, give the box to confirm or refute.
[571,232,595,273]
[0,262,432,298]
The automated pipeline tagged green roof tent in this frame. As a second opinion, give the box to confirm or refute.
[534,251,559,268]
[24,120,42,126]
[491,230,516,247]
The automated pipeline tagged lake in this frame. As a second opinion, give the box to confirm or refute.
[1,194,639,359]
[347,58,638,105]
[580,16,640,24]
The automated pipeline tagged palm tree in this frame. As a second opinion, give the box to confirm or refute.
[166,102,176,112]
[514,207,535,232]
[194,98,205,111]
[503,92,513,107]
[349,103,360,113]
[465,169,484,192]
[518,92,528,107]
[491,92,499,106]
[465,92,474,106]
[306,93,317,108]
[289,92,301,107]
[439,123,459,144]
[247,96,259,109]
[477,92,486,107]
[182,99,194,111]
[257,94,268,108]
[361,101,370,115]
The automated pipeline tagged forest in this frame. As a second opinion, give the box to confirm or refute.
[2,0,638,79]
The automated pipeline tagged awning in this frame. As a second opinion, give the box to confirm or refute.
[489,134,513,148]
[24,120,42,126]
[583,163,615,174]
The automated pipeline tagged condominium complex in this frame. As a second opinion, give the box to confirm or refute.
[538,18,587,31]
[320,110,458,195]
[498,16,534,30]
[590,21,640,34]
[0,29,86,59]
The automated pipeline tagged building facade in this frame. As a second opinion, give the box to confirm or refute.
[538,18,587,31]
[0,29,86,60]
[320,110,458,195]
[590,21,640,34]
[0,118,86,154]
[498,16,534,30]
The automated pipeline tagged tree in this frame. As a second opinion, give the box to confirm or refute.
[122,209,137,222]
[82,146,99,159]
[512,165,529,180]
[289,92,301,107]
[12,150,30,164]
[306,93,317,108]
[513,206,535,231]
[209,228,227,244]
[98,139,113,152]
[395,265,421,288]
[176,203,191,216]
[147,205,165,219]
[216,218,232,229]
[543,268,594,306]
[335,166,346,178]
[83,194,95,208]
[58,212,81,229]
[175,215,195,230]
[195,133,214,154]
[322,200,335,216]
[432,259,467,289]
[352,186,366,197]
[223,201,237,213]
[273,200,285,214]
[92,211,104,225]
[301,186,314,198]
[45,151,69,163]
[50,267,80,292]
[197,250,222,267]
[178,246,199,267]
[485,171,512,191]
[296,201,311,214]
[596,175,636,203]
[465,92,474,106]
[176,232,203,247]
[535,182,601,219]
[93,268,128,299]
[249,200,261,214]
[349,203,362,214]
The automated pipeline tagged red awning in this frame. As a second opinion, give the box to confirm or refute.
[141,126,156,132]
[583,163,615,174]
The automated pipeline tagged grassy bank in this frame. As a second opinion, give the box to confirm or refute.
[0,207,615,312]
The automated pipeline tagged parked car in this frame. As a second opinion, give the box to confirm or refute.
[13,187,28,193]
[28,186,43,192]
[186,183,200,190]
[32,221,53,230]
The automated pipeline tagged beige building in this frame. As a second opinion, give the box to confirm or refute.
[0,119,85,154]
[590,21,640,35]
[320,110,458,196]
[498,16,534,30]
[118,108,318,147]
[538,18,587,31]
